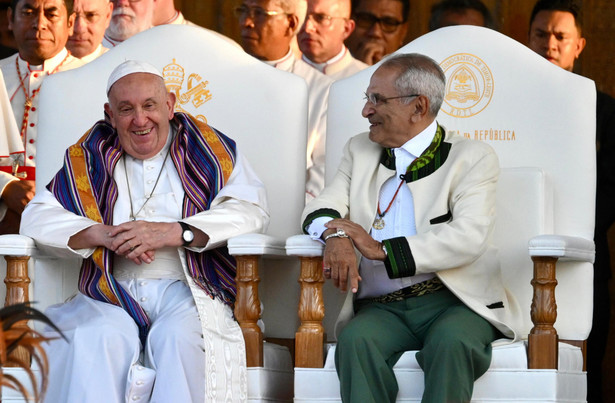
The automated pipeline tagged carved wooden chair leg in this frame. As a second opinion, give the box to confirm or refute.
[295,256,325,368]
[234,255,263,367]
[3,255,32,367]
[528,256,558,369]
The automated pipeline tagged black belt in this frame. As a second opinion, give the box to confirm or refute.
[363,277,444,304]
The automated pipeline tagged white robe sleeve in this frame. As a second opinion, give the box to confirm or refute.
[20,187,97,258]
[20,149,270,256]
[182,150,270,251]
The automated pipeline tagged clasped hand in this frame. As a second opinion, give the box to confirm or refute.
[88,221,181,265]
[323,219,386,293]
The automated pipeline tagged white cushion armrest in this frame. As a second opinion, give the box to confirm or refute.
[0,234,37,256]
[528,234,595,263]
[286,234,324,257]
[227,233,286,256]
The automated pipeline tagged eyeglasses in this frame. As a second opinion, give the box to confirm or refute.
[234,5,287,22]
[364,93,420,106]
[305,12,347,27]
[353,12,405,33]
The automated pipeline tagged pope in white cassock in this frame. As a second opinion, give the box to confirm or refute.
[20,60,269,403]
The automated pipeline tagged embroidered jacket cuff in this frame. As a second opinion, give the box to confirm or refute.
[302,208,342,234]
[383,237,417,279]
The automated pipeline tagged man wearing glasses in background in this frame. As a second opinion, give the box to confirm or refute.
[235,0,333,201]
[298,0,367,80]
[345,0,409,65]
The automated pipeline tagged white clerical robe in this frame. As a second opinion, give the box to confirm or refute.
[266,49,333,202]
[77,44,109,64]
[0,49,84,215]
[0,69,22,219]
[21,126,269,403]
[302,46,368,81]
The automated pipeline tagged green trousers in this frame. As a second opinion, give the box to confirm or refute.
[335,287,499,403]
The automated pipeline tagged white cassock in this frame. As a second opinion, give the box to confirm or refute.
[0,49,84,218]
[302,46,368,81]
[266,49,333,202]
[21,127,269,403]
[77,44,109,64]
[0,69,22,219]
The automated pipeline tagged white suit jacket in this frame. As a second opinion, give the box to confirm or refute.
[302,128,521,340]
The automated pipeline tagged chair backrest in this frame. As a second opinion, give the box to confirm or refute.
[325,26,596,340]
[33,25,308,335]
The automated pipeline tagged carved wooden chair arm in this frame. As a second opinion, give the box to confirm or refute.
[286,234,325,368]
[528,235,595,369]
[229,234,287,367]
[0,234,37,367]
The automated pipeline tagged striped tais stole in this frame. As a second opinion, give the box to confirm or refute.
[48,113,237,342]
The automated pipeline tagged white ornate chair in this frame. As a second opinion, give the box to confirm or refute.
[1,25,307,402]
[288,26,595,402]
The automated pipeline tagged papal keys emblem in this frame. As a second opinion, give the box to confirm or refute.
[162,58,212,123]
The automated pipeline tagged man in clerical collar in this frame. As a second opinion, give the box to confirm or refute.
[102,0,154,47]
[302,53,519,401]
[68,0,113,63]
[153,0,189,25]
[0,0,84,233]
[298,0,367,80]
[235,0,333,201]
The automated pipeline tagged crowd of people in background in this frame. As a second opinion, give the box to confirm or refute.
[0,0,612,401]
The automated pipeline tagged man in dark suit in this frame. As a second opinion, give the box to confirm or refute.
[528,1,615,401]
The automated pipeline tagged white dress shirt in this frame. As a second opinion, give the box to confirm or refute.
[307,120,439,298]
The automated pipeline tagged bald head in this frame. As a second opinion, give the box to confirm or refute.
[298,0,355,63]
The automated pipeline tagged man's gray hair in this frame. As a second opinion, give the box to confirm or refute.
[381,53,446,117]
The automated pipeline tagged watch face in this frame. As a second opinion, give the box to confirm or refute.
[183,229,194,243]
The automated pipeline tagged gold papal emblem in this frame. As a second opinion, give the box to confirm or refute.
[440,53,493,118]
[162,59,212,123]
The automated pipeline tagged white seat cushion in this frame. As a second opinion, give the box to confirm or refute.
[296,341,585,402]
[323,339,582,371]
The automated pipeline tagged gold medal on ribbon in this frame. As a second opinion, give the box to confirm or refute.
[373,217,385,230]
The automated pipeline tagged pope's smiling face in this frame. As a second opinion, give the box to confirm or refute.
[105,73,176,160]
